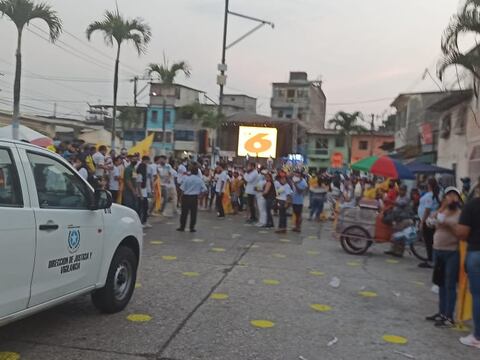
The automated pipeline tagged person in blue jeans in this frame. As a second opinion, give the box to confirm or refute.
[457,195,480,349]
[425,187,462,328]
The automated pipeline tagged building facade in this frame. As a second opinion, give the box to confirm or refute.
[350,133,394,163]
[305,128,348,171]
[271,72,327,129]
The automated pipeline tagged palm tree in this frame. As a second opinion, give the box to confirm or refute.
[438,0,480,83]
[87,9,151,149]
[147,56,191,84]
[0,0,62,140]
[329,111,367,164]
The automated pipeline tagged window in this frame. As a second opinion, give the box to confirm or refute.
[315,138,329,149]
[165,132,172,143]
[163,111,171,124]
[440,114,452,139]
[275,89,285,98]
[150,131,164,142]
[0,148,23,207]
[335,137,345,147]
[315,138,329,155]
[174,130,195,141]
[454,107,467,135]
[27,152,90,209]
[359,141,369,150]
[287,89,295,98]
[286,113,292,119]
[297,89,308,98]
[151,110,158,122]
[278,110,284,118]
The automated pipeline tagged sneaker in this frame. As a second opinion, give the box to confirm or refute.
[190,229,196,233]
[275,229,287,234]
[291,228,301,233]
[143,223,153,229]
[418,262,433,269]
[459,334,480,349]
[425,313,443,322]
[176,228,185,232]
[256,223,265,227]
[435,317,455,328]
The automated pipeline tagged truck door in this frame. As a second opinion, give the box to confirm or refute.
[19,148,104,307]
[0,146,35,318]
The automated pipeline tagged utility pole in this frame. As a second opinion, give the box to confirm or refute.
[216,0,274,165]
[370,114,375,156]
[53,103,57,119]
[162,98,167,154]
[132,76,138,107]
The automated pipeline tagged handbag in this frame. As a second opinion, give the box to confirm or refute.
[432,257,445,287]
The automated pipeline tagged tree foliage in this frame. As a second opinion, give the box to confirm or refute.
[147,56,191,84]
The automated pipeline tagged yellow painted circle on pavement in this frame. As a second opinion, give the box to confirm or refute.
[135,282,142,288]
[0,353,20,360]
[250,320,275,328]
[166,222,174,225]
[309,271,325,277]
[251,244,260,249]
[192,238,204,243]
[385,259,399,264]
[310,304,332,312]
[347,261,361,267]
[359,291,378,298]
[182,272,199,277]
[279,238,291,243]
[211,247,226,252]
[411,281,425,287]
[273,253,286,258]
[307,235,317,240]
[263,279,280,285]
[258,230,268,234]
[127,314,152,322]
[150,241,163,245]
[162,256,177,261]
[307,250,320,255]
[382,335,408,344]
[210,293,229,300]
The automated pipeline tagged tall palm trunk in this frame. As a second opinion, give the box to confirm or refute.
[12,27,23,140]
[111,44,121,149]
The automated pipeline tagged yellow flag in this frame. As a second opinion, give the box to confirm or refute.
[128,134,154,157]
[456,241,473,324]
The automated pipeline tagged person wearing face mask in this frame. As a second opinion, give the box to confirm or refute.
[71,156,88,181]
[425,187,463,328]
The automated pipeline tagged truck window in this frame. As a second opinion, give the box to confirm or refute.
[0,148,23,207]
[27,152,90,209]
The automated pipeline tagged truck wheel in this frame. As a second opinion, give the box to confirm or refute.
[91,246,138,314]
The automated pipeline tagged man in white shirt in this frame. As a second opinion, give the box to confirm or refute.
[109,157,122,203]
[215,163,229,218]
[92,145,107,178]
[243,162,259,223]
[155,155,173,213]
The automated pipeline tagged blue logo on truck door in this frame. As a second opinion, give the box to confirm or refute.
[67,229,80,253]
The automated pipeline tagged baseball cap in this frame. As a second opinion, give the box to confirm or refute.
[444,186,462,199]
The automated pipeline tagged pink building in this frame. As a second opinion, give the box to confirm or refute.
[351,134,394,164]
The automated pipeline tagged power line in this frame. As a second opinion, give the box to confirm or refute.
[62,27,143,76]
[26,26,114,73]
[0,56,104,98]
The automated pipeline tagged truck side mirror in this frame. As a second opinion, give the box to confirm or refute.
[90,189,113,210]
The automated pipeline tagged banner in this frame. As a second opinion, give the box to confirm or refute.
[128,134,154,157]
[237,126,277,158]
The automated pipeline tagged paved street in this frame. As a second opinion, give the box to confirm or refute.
[0,211,478,360]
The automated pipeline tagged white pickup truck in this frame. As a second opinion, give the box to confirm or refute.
[0,139,143,327]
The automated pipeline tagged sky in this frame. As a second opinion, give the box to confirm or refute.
[0,0,466,125]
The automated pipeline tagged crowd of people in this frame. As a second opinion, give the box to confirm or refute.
[52,140,479,350]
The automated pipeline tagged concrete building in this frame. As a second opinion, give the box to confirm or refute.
[391,90,470,164]
[350,133,395,163]
[147,83,204,155]
[271,71,327,128]
[222,94,257,113]
[304,127,348,172]
[428,90,472,185]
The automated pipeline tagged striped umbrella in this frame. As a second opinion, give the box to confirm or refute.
[351,156,415,180]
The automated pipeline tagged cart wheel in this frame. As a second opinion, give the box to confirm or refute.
[340,226,372,255]
[409,236,429,262]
